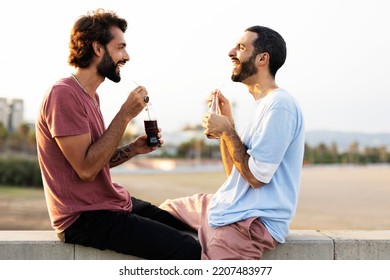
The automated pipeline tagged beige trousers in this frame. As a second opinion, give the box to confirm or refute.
[160,193,277,260]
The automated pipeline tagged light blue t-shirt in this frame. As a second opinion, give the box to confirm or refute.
[208,88,305,243]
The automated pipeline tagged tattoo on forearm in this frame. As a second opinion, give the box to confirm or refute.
[110,145,131,163]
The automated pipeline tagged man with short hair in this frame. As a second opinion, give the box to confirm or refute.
[160,25,305,260]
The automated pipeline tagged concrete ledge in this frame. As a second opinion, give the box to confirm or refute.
[0,231,73,260]
[0,230,389,260]
[320,230,390,260]
[262,230,334,259]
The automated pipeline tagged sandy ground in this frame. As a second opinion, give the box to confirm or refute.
[1,164,389,230]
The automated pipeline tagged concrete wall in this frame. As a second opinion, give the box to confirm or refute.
[0,230,389,260]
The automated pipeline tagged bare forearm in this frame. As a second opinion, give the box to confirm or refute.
[221,127,264,188]
[82,112,131,179]
[109,142,138,168]
[220,138,234,176]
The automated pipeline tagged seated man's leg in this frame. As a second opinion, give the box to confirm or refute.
[131,196,193,232]
[159,193,213,231]
[202,217,277,260]
[161,193,224,259]
[64,210,201,260]
[160,193,277,259]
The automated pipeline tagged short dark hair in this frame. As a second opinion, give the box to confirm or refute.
[245,26,287,77]
[68,8,128,68]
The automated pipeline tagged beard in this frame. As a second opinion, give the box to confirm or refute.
[231,53,258,82]
[97,49,121,83]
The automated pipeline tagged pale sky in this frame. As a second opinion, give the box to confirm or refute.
[1,0,389,134]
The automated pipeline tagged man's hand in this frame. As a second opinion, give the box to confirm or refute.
[120,86,149,122]
[132,129,164,155]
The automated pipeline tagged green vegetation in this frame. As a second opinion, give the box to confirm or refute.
[0,121,42,187]
[0,157,42,187]
[304,142,390,165]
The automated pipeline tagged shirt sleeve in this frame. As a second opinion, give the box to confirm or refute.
[247,107,296,183]
[44,85,90,138]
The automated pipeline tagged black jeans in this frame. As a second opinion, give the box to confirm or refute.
[64,197,201,260]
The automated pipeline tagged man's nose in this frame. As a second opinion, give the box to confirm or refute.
[124,50,130,62]
[228,48,236,58]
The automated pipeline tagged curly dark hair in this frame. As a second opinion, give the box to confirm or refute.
[245,26,287,77]
[68,8,128,68]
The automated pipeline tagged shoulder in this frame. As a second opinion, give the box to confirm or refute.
[41,77,85,114]
[50,77,77,95]
[266,88,302,114]
[268,88,295,104]
[46,77,81,103]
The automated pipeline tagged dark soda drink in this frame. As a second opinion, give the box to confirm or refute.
[144,120,160,147]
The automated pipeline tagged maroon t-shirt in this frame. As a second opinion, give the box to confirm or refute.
[36,77,132,233]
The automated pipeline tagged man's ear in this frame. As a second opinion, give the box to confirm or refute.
[257,52,269,65]
[92,41,104,57]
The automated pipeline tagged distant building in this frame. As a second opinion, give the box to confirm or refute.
[0,97,24,132]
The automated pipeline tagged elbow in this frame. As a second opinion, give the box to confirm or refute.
[250,182,264,189]
[248,177,265,189]
[246,160,265,188]
[77,170,98,182]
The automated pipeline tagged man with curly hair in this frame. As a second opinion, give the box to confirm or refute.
[36,9,200,260]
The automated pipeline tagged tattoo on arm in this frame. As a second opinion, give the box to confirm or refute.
[110,144,131,164]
